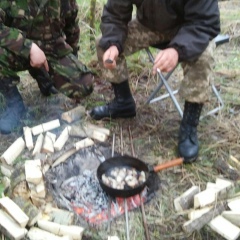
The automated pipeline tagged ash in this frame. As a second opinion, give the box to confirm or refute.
[61,169,108,214]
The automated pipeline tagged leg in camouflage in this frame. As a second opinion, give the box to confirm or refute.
[90,18,178,120]
[178,40,216,162]
[47,53,94,102]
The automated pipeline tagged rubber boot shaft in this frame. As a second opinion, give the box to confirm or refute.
[178,101,203,163]
[90,81,136,120]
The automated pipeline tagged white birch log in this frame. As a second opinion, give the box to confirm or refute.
[25,159,43,185]
[61,106,85,123]
[208,215,240,240]
[32,133,44,156]
[0,196,29,228]
[23,126,34,151]
[42,132,56,153]
[31,119,60,136]
[54,126,71,151]
[0,209,27,240]
[74,138,94,151]
[37,220,84,240]
[27,227,72,240]
[0,137,25,165]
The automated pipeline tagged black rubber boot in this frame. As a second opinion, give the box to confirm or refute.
[90,80,136,120]
[178,101,203,163]
[0,82,26,134]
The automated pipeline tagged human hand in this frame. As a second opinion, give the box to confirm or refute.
[153,48,179,74]
[102,46,119,69]
[30,43,49,71]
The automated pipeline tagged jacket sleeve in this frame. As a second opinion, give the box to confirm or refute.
[99,0,133,54]
[168,0,220,62]
[0,8,32,59]
[62,0,80,55]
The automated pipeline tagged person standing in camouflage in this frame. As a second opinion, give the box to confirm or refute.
[0,0,94,134]
[90,0,220,163]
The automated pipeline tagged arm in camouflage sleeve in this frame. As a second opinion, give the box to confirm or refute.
[0,8,33,60]
[62,0,80,55]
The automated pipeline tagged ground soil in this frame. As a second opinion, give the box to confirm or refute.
[0,1,240,240]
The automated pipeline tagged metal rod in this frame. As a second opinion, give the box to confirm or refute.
[124,198,130,240]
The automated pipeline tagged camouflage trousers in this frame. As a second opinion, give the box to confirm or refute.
[96,18,216,103]
[0,44,93,101]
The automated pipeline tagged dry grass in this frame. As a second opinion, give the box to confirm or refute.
[0,1,240,240]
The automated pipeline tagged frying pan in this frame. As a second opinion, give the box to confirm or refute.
[97,155,184,198]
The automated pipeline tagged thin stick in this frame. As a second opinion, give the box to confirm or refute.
[128,126,151,240]
[124,198,130,240]
[120,125,123,156]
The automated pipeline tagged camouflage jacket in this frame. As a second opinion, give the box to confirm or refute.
[99,0,220,62]
[0,0,80,58]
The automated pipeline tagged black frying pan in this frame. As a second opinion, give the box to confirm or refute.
[97,155,183,198]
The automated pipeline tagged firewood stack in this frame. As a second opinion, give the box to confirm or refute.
[174,175,240,240]
[0,106,113,240]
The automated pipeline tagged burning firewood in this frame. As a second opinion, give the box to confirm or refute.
[37,219,84,240]
[0,209,28,240]
[42,132,57,154]
[61,105,85,123]
[31,119,60,136]
[0,137,26,165]
[54,126,71,151]
[23,126,34,151]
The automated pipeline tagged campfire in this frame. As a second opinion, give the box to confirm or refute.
[0,105,157,240]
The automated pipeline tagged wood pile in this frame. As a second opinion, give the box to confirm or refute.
[174,174,240,240]
[0,105,114,240]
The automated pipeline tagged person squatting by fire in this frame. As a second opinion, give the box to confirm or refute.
[0,0,94,134]
[90,0,221,163]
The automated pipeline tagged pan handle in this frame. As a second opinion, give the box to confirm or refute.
[153,157,184,172]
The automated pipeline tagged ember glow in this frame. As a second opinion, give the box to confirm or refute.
[61,169,148,224]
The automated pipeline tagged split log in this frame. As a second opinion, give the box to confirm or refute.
[37,220,84,240]
[0,163,14,177]
[0,196,29,228]
[54,126,71,151]
[27,227,72,240]
[69,125,87,138]
[43,206,74,225]
[188,207,212,220]
[0,209,27,240]
[31,119,60,136]
[84,123,110,136]
[25,159,43,185]
[208,215,240,240]
[214,159,240,180]
[215,177,234,190]
[174,186,200,212]
[86,129,108,142]
[61,105,85,123]
[42,132,57,153]
[12,196,42,227]
[0,137,25,165]
[23,126,34,151]
[194,189,216,209]
[52,147,78,168]
[182,202,227,234]
[206,181,234,198]
[32,133,44,156]
[222,211,240,227]
[228,199,240,211]
[74,137,94,151]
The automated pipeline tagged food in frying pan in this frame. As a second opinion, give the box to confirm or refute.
[101,166,146,190]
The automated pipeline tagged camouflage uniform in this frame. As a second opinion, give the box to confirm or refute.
[0,0,93,100]
[96,19,216,103]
